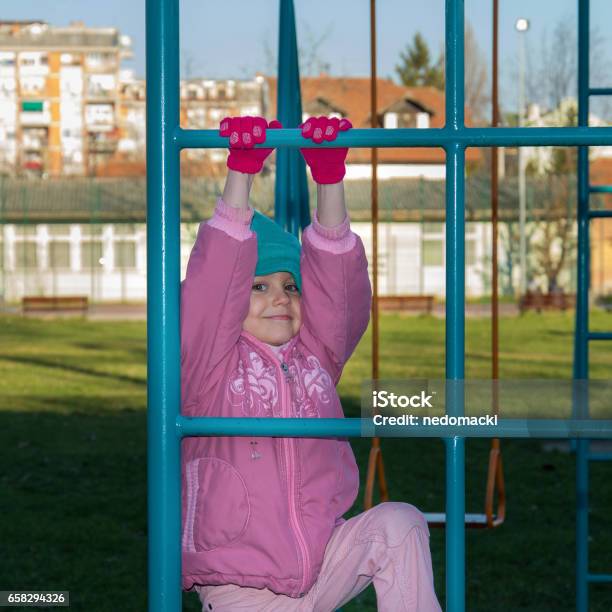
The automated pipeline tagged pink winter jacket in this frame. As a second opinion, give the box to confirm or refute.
[180,198,372,597]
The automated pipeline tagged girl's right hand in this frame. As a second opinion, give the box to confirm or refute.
[220,116,282,174]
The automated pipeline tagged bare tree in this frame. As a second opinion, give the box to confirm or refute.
[524,17,612,120]
[464,23,489,124]
[528,102,578,293]
[181,48,198,79]
[530,176,576,293]
[261,21,333,77]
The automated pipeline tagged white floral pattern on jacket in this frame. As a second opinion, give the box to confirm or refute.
[226,341,333,418]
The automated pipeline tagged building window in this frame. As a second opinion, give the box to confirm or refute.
[398,112,417,128]
[81,241,104,269]
[422,239,444,266]
[114,224,136,236]
[15,242,38,268]
[383,113,398,129]
[423,222,443,235]
[47,224,72,237]
[416,112,430,129]
[81,224,104,237]
[49,242,71,268]
[466,239,477,266]
[115,241,136,268]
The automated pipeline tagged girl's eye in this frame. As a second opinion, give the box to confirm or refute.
[285,284,299,293]
[252,283,266,291]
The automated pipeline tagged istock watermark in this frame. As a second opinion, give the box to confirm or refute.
[360,379,612,437]
[372,390,435,409]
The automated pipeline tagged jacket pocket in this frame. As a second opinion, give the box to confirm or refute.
[183,457,250,552]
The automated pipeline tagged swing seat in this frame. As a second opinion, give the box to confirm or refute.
[424,512,501,529]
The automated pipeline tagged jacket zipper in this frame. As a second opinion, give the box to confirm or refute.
[240,332,311,595]
[279,363,311,595]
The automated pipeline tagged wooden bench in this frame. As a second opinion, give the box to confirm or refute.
[22,296,89,315]
[518,292,576,314]
[378,295,435,314]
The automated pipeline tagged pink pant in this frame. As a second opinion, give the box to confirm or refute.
[196,502,442,612]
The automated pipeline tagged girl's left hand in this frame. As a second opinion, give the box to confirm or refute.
[299,116,352,184]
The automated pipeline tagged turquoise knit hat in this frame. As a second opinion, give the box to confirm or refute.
[250,210,302,293]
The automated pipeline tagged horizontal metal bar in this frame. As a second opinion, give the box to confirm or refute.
[588,332,612,341]
[175,126,612,150]
[589,452,612,461]
[589,186,612,194]
[587,573,612,583]
[589,88,612,96]
[589,210,612,218]
[176,416,612,439]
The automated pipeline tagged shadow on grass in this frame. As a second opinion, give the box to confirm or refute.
[1,407,611,612]
[0,354,146,386]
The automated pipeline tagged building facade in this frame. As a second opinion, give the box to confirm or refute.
[0,20,133,177]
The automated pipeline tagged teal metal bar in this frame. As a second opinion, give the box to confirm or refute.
[177,416,612,439]
[588,186,612,194]
[177,125,612,149]
[588,453,612,461]
[444,0,466,607]
[588,209,612,217]
[589,88,612,96]
[588,332,612,340]
[576,2,591,610]
[146,0,182,611]
[587,574,612,583]
[143,1,306,609]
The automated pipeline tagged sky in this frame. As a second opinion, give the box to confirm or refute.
[3,0,612,116]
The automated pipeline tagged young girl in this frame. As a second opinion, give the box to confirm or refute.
[181,115,441,612]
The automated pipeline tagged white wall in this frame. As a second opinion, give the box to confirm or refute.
[1,221,498,302]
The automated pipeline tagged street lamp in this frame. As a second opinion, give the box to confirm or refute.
[515,17,530,296]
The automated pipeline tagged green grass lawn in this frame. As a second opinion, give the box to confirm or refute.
[1,312,611,611]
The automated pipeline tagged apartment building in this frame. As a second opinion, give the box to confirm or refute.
[0,20,132,177]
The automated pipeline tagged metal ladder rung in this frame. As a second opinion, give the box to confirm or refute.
[587,332,612,341]
[588,452,612,462]
[587,573,612,583]
[588,186,612,194]
[589,88,612,96]
[588,210,612,218]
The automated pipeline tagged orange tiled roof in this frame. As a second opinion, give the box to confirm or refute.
[591,156,612,184]
[265,75,481,165]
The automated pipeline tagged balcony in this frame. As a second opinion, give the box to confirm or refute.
[20,111,51,126]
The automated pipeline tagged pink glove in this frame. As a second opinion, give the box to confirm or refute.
[299,116,352,184]
[220,116,282,174]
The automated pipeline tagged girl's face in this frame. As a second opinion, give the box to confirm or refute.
[242,271,301,346]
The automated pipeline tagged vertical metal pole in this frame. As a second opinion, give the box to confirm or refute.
[285,0,309,236]
[575,1,590,610]
[146,0,182,610]
[276,0,309,235]
[445,0,465,610]
[490,0,502,506]
[518,30,527,295]
[275,0,290,231]
[370,0,379,383]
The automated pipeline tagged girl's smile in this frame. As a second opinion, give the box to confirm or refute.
[242,271,302,345]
